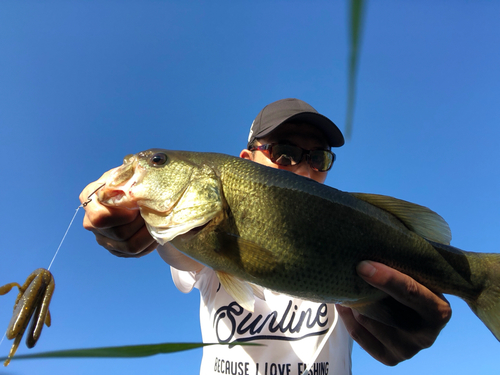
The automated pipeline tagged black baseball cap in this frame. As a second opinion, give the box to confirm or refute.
[247,98,345,148]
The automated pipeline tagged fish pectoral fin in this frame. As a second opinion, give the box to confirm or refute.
[213,233,269,307]
[250,283,266,301]
[216,271,255,312]
[343,296,424,331]
[350,192,452,245]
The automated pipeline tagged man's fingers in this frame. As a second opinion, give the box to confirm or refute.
[356,261,451,324]
[80,172,158,259]
[89,214,147,242]
[337,304,435,365]
[108,241,158,258]
[93,225,156,256]
[336,305,401,366]
[82,190,139,230]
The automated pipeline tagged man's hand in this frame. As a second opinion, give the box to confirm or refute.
[79,172,158,258]
[336,261,452,366]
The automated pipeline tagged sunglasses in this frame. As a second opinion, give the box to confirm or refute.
[248,143,336,172]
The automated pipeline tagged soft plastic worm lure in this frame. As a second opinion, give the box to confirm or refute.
[0,182,105,366]
[0,269,55,366]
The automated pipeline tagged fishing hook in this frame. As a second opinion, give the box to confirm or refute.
[82,183,106,207]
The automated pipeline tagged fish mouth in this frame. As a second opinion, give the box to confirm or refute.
[96,162,146,210]
[97,188,138,209]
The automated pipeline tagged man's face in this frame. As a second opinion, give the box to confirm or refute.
[240,123,330,184]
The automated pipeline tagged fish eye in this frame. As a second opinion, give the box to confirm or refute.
[150,153,168,166]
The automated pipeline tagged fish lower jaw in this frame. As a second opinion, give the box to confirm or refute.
[98,190,138,209]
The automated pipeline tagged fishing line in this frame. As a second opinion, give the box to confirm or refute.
[47,183,105,271]
[46,205,82,271]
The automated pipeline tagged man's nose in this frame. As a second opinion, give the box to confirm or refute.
[293,161,313,179]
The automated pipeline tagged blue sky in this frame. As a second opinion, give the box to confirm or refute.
[0,1,499,374]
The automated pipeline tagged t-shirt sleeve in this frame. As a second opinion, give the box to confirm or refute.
[170,265,216,300]
[170,267,198,293]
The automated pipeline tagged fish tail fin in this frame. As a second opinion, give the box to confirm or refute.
[467,253,500,341]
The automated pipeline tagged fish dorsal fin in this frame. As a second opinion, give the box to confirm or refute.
[216,271,255,312]
[351,193,452,245]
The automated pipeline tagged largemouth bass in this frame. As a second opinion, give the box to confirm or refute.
[97,149,500,340]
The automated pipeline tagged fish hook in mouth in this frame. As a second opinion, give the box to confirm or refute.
[96,162,147,209]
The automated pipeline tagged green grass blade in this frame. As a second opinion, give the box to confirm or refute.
[1,342,262,363]
[345,0,366,140]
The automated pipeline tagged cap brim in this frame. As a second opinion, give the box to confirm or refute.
[287,113,344,147]
[254,112,345,148]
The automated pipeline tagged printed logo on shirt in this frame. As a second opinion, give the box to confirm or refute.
[213,357,330,375]
[213,300,329,344]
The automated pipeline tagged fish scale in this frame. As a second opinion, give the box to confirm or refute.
[219,159,421,300]
[97,149,500,341]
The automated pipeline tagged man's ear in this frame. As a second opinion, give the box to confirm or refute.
[240,149,253,160]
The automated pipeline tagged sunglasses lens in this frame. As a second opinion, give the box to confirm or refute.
[309,150,335,172]
[261,143,335,172]
[270,144,303,166]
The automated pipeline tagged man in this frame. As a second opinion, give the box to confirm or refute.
[80,98,451,373]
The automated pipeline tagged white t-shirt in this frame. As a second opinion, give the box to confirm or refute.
[171,266,353,375]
